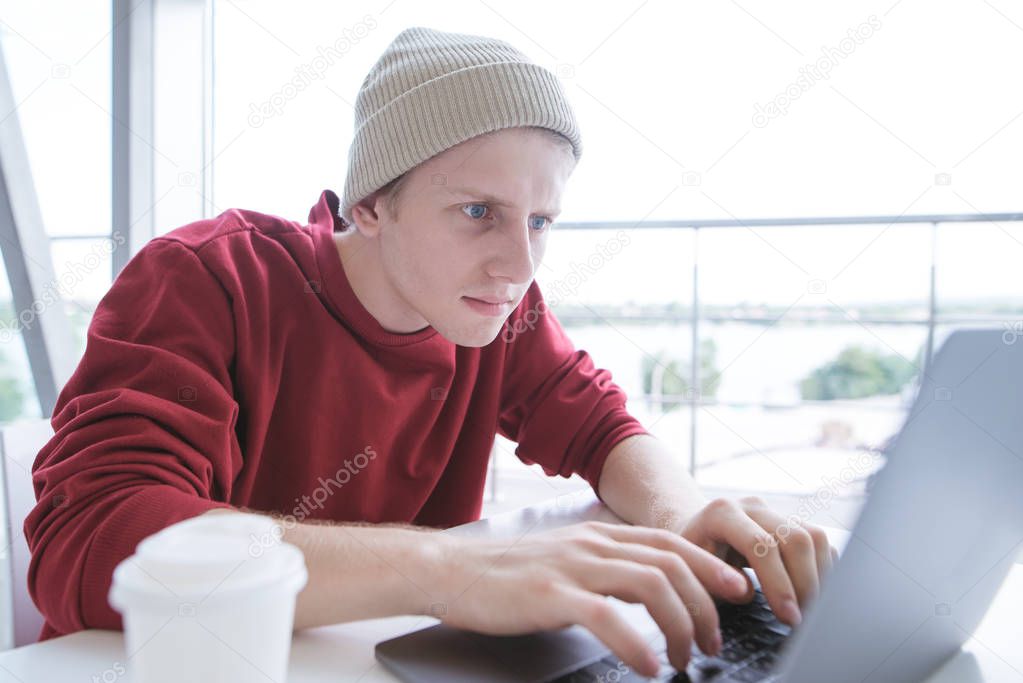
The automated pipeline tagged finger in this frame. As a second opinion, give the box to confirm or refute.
[798,521,833,579]
[591,522,750,601]
[560,586,662,678]
[698,502,803,626]
[589,541,721,657]
[744,507,820,610]
[574,558,697,672]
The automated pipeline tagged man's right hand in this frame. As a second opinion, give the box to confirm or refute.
[434,520,752,678]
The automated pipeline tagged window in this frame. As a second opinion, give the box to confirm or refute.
[0,0,111,422]
[4,2,1020,504]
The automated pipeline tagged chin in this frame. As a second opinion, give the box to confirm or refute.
[433,317,505,348]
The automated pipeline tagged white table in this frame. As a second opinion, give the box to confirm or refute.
[0,489,1019,682]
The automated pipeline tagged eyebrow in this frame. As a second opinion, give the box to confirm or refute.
[444,186,562,216]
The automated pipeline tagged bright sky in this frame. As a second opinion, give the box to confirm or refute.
[1,0,1021,307]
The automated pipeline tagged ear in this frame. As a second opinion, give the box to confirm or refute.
[350,193,386,238]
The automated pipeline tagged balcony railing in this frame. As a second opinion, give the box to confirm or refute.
[486,210,1023,501]
[42,213,1023,502]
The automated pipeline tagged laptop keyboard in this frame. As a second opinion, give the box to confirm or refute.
[553,587,792,682]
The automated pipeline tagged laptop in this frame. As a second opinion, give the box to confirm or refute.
[376,328,1023,682]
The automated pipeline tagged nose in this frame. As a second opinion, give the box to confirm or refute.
[485,221,536,284]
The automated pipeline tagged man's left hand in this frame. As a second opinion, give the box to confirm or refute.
[678,496,839,626]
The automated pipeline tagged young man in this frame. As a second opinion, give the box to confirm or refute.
[26,27,835,677]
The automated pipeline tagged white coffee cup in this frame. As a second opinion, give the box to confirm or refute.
[109,512,308,683]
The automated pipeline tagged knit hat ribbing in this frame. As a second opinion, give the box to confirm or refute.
[339,26,583,223]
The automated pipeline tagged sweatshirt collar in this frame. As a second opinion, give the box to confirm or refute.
[309,189,439,347]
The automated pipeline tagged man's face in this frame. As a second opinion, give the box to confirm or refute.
[353,127,575,347]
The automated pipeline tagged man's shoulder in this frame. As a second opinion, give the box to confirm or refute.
[154,205,305,254]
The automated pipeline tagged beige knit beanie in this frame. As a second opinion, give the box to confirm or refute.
[339,26,583,223]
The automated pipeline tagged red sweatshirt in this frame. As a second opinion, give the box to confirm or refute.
[24,189,647,642]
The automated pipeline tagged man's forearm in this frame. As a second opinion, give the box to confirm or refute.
[597,433,709,534]
[202,508,451,630]
[195,434,708,631]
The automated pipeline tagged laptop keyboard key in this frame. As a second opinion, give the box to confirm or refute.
[726,663,769,682]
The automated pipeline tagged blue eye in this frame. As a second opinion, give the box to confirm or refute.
[462,203,490,220]
[461,203,551,231]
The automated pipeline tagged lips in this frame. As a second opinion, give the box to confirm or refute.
[461,294,516,318]
[464,294,514,305]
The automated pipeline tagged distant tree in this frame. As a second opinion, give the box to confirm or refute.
[0,300,94,424]
[0,375,24,422]
[0,301,25,420]
[0,344,25,422]
[800,345,917,400]
[642,339,720,411]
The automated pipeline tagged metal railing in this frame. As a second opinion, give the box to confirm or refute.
[36,214,1023,498]
[546,211,1023,477]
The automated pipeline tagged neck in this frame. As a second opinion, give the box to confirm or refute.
[332,230,430,334]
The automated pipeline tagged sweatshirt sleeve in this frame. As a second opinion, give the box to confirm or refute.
[497,281,649,497]
[24,238,240,637]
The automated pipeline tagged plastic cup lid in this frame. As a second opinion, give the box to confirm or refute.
[110,512,307,609]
